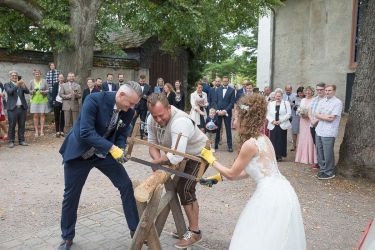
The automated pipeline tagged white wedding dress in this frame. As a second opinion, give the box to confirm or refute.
[229,136,306,250]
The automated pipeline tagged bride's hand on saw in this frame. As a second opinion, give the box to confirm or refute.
[200,148,216,165]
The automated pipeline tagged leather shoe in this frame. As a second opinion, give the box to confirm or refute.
[228,147,233,152]
[57,240,73,250]
[214,145,218,150]
[8,142,15,148]
[130,230,135,238]
[19,141,28,146]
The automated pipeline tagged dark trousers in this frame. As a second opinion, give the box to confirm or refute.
[270,125,287,158]
[215,114,233,148]
[61,156,139,240]
[54,104,65,133]
[310,127,316,145]
[7,107,27,143]
[131,109,147,137]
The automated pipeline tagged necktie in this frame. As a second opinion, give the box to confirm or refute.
[81,109,120,159]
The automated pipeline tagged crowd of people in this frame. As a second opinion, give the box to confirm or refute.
[0,64,343,181]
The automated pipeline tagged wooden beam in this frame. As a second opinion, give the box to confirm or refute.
[130,185,163,250]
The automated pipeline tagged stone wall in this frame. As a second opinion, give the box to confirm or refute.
[257,0,355,101]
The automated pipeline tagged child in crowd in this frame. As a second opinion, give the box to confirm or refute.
[205,108,218,152]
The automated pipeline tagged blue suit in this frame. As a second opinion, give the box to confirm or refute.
[235,88,245,103]
[214,86,235,149]
[59,92,139,241]
[101,81,119,92]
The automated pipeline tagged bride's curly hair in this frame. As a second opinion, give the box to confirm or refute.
[236,94,267,144]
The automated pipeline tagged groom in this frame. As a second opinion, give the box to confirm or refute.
[58,82,142,250]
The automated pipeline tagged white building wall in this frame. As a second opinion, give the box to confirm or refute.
[271,0,354,101]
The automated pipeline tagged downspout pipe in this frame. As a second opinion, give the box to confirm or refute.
[270,7,276,90]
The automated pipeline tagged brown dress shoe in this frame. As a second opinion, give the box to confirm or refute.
[57,240,73,250]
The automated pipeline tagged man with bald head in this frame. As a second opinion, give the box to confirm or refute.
[58,82,142,250]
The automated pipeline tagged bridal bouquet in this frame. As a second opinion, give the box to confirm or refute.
[297,107,309,118]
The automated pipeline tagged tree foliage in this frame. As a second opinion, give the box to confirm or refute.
[0,0,278,56]
[203,30,258,83]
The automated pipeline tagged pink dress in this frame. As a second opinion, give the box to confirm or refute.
[295,98,317,164]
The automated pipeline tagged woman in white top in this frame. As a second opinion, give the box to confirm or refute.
[200,94,306,250]
[190,81,208,132]
[266,89,291,161]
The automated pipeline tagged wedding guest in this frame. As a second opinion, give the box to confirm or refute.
[117,74,125,86]
[202,76,211,95]
[200,94,306,250]
[205,108,218,152]
[163,83,176,106]
[4,71,30,148]
[0,82,7,141]
[82,78,99,104]
[315,84,342,180]
[308,82,326,168]
[267,89,291,161]
[235,80,253,103]
[95,78,103,91]
[46,62,60,110]
[102,73,118,92]
[263,86,272,101]
[190,81,208,132]
[295,86,317,165]
[59,72,81,131]
[29,69,49,137]
[153,77,164,93]
[131,74,152,139]
[290,87,304,151]
[173,80,185,111]
[52,74,65,137]
[214,76,235,152]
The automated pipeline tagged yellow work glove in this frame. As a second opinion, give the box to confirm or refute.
[199,173,223,187]
[200,148,216,165]
[109,146,124,160]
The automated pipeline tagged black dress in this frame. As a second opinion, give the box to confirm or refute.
[174,89,185,111]
[166,92,176,106]
[270,105,287,159]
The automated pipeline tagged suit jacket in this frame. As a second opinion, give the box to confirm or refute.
[59,82,81,111]
[102,81,119,92]
[166,92,176,106]
[266,100,292,130]
[235,88,245,103]
[215,86,235,115]
[135,84,152,112]
[82,88,99,104]
[59,92,134,162]
[4,81,30,110]
[208,87,219,109]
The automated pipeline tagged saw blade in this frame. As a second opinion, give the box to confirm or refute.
[129,157,199,182]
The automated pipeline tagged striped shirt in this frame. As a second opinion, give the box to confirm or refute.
[310,96,323,127]
[315,96,342,137]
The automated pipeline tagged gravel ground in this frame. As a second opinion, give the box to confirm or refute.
[0,116,374,250]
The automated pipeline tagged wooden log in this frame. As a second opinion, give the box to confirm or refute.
[135,169,171,202]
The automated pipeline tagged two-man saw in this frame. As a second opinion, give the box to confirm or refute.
[128,157,219,187]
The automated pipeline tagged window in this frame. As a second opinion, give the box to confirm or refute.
[350,0,364,69]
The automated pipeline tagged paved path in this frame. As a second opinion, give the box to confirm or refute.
[0,208,207,250]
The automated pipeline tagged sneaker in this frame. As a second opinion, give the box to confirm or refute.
[317,173,335,180]
[174,230,202,249]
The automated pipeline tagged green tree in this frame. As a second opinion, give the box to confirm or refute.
[202,30,258,83]
[0,0,279,85]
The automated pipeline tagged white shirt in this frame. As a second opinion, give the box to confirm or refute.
[315,96,342,137]
[56,84,63,103]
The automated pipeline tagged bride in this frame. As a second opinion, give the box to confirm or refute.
[201,94,306,250]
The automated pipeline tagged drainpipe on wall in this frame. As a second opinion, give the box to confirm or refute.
[270,7,276,90]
